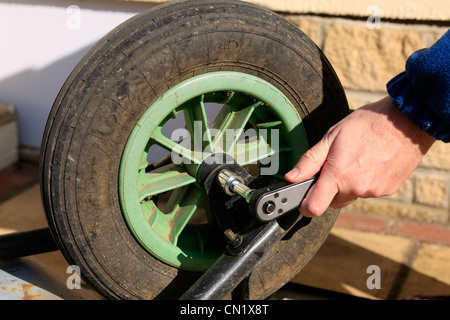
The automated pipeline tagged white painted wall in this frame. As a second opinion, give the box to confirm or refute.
[0,0,155,148]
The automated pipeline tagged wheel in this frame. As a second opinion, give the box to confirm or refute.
[40,0,349,300]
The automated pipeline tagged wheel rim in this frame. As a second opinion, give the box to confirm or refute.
[119,71,309,271]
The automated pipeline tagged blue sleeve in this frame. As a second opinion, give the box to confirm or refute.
[386,29,450,142]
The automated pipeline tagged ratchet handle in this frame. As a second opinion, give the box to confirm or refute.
[250,176,317,222]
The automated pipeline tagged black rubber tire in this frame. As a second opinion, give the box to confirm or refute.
[40,0,349,300]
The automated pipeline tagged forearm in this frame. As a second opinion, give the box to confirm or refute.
[286,97,436,217]
[285,30,448,217]
[387,29,450,142]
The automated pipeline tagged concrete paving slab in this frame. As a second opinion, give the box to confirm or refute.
[0,180,103,299]
[0,184,47,234]
[292,228,414,299]
[399,243,450,298]
[2,163,450,300]
[292,226,450,300]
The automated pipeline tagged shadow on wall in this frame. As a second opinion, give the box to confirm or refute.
[0,0,157,148]
[0,43,96,148]
[0,0,155,12]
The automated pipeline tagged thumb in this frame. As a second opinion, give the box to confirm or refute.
[285,138,330,183]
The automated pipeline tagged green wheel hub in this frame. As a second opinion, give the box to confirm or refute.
[119,71,309,271]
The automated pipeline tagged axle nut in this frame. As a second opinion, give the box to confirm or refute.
[263,201,276,214]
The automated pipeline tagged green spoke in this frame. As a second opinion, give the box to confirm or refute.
[119,71,308,271]
[255,120,283,129]
[183,95,214,151]
[138,163,196,201]
[138,141,152,170]
[159,187,185,214]
[151,126,202,164]
[139,154,149,170]
[211,101,262,153]
[278,145,293,153]
[232,134,275,166]
[158,185,204,245]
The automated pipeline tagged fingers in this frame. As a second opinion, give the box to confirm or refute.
[300,171,339,217]
[284,130,359,217]
[285,138,330,183]
[284,137,336,217]
[284,133,358,217]
[299,169,358,217]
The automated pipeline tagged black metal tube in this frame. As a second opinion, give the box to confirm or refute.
[185,157,305,300]
[179,220,287,300]
[0,227,58,260]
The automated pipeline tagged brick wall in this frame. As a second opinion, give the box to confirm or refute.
[283,14,449,225]
[123,0,450,225]
[72,1,450,226]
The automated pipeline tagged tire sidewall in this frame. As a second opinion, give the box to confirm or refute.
[41,0,348,299]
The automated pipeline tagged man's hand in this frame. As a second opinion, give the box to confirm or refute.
[285,96,436,217]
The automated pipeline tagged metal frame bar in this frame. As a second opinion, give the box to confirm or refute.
[0,227,57,260]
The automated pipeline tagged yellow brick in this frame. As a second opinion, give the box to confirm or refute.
[347,198,449,224]
[285,16,322,46]
[414,175,449,209]
[421,141,450,171]
[345,90,387,110]
[323,23,423,92]
[389,178,413,202]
